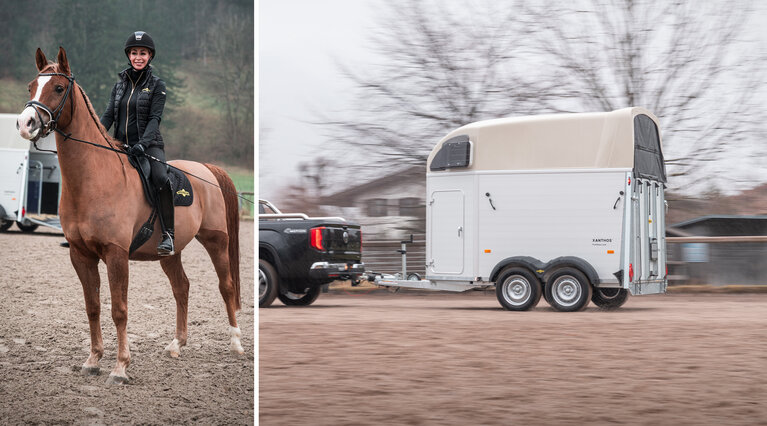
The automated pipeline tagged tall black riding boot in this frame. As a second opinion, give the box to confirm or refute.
[157,180,175,256]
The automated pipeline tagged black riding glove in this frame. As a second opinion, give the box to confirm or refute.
[129,143,146,156]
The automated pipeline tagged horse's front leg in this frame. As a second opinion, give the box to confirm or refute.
[103,245,131,384]
[70,246,103,375]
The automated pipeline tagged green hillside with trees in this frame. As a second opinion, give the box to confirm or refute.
[0,0,253,180]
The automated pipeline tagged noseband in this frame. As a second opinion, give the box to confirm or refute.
[25,71,75,140]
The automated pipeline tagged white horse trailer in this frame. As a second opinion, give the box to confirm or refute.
[0,113,62,232]
[375,107,668,311]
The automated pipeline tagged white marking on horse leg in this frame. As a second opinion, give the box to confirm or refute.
[164,338,181,358]
[229,326,244,355]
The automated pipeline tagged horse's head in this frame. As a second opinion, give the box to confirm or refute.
[17,47,76,142]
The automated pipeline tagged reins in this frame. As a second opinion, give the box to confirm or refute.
[26,69,253,205]
[53,128,255,205]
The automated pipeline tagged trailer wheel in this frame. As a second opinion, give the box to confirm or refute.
[259,259,279,308]
[0,219,12,232]
[496,267,541,311]
[545,268,592,312]
[591,287,629,309]
[278,286,321,306]
[16,221,38,233]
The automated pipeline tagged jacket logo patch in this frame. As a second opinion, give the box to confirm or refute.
[142,88,151,92]
[176,189,190,197]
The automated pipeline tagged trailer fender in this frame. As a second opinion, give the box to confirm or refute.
[543,257,600,286]
[490,256,546,282]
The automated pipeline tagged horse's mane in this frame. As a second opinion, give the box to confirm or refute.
[48,63,126,169]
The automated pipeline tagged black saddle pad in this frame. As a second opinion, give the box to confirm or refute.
[128,155,193,207]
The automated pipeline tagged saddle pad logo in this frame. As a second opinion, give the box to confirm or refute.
[142,88,151,92]
[176,189,190,197]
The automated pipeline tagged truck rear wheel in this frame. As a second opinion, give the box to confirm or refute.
[278,286,321,306]
[591,287,629,309]
[259,259,279,308]
[496,267,542,311]
[545,267,592,312]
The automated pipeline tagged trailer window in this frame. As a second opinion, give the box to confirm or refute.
[430,135,472,171]
[633,114,667,183]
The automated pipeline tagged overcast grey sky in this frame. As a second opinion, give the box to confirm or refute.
[259,0,379,200]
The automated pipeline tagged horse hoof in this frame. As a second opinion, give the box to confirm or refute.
[81,366,101,376]
[165,339,181,358]
[230,344,245,356]
[106,374,129,385]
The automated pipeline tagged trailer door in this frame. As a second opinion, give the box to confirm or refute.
[0,149,29,222]
[626,178,667,294]
[429,190,464,274]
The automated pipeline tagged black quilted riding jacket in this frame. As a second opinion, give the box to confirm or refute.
[100,66,166,148]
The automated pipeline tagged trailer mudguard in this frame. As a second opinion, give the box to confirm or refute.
[490,256,546,282]
[543,256,600,285]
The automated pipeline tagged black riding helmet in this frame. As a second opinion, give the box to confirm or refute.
[124,31,156,62]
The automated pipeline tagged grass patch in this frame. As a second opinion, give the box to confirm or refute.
[0,79,28,113]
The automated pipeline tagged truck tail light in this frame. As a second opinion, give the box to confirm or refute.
[310,227,325,251]
[629,263,634,282]
[359,230,362,254]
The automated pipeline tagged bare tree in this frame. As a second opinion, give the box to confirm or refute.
[206,14,254,166]
[324,0,765,192]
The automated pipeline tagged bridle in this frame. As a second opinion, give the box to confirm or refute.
[24,71,75,142]
[21,68,254,206]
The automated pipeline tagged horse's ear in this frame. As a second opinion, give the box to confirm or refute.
[35,48,48,71]
[57,47,70,75]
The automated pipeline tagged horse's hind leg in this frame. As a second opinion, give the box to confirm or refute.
[70,246,103,375]
[160,254,189,358]
[197,229,244,355]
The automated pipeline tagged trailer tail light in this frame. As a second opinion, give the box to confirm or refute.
[359,230,363,254]
[310,227,326,251]
[629,263,634,282]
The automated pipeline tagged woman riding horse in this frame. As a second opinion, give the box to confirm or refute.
[100,31,174,256]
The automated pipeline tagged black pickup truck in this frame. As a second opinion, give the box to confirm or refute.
[258,200,364,307]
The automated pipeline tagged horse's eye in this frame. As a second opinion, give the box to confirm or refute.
[55,85,65,94]
[27,84,32,94]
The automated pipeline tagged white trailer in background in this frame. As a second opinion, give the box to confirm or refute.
[374,107,668,311]
[0,113,62,233]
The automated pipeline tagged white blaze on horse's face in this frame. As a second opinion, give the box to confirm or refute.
[17,75,53,140]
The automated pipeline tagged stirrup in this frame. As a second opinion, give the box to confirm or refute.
[158,232,175,256]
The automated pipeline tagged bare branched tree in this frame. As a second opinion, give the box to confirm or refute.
[323,0,765,192]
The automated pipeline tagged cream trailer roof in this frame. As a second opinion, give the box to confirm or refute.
[427,107,665,182]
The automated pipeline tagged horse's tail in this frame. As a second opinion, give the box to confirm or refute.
[204,163,241,311]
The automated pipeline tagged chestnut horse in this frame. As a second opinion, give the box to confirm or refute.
[16,47,244,384]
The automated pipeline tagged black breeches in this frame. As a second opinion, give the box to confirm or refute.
[145,146,169,188]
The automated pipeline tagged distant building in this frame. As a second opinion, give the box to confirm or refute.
[319,165,426,239]
[667,215,767,285]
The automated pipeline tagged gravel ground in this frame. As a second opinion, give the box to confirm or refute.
[0,221,255,425]
[260,290,767,425]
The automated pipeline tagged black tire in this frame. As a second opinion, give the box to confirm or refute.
[0,219,13,232]
[545,267,592,312]
[406,273,421,281]
[591,287,629,310]
[16,221,38,233]
[278,286,321,306]
[259,259,279,308]
[495,267,542,311]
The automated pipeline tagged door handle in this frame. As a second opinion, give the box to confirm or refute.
[458,226,463,237]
